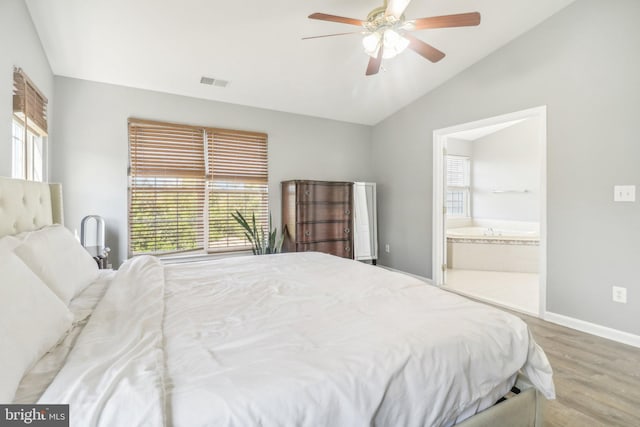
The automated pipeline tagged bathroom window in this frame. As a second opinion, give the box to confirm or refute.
[446,155,470,217]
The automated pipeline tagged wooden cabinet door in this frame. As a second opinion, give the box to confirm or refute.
[296,183,351,203]
[296,222,351,243]
[297,203,351,223]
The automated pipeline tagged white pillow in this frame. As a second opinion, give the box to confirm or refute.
[0,249,74,403]
[0,235,20,252]
[14,225,99,305]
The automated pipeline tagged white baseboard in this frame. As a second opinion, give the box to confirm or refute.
[378,265,433,284]
[544,312,640,349]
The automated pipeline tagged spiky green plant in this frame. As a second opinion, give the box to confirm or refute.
[231,210,284,255]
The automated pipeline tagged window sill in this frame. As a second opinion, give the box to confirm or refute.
[158,250,253,265]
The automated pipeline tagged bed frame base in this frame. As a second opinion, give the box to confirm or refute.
[456,376,543,427]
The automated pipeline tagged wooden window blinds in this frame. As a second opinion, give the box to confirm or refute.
[128,119,268,256]
[13,68,48,136]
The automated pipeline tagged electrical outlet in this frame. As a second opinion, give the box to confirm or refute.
[385,244,390,253]
[614,185,636,202]
[612,286,627,304]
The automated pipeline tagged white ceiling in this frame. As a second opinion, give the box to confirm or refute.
[26,0,575,125]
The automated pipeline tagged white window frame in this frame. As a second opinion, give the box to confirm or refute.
[127,119,268,257]
[445,155,471,218]
[12,117,46,182]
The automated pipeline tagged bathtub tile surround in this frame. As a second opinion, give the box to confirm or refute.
[447,236,539,245]
[470,219,540,234]
[447,242,539,273]
[446,219,539,273]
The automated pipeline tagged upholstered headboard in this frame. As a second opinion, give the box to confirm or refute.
[0,177,64,238]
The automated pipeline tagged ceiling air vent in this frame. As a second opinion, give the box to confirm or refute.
[200,76,230,88]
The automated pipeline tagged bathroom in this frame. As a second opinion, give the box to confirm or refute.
[443,116,542,315]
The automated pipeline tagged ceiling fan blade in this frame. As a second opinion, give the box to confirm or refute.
[404,33,445,63]
[411,12,481,30]
[385,0,413,18]
[366,46,384,76]
[308,13,365,27]
[302,32,361,40]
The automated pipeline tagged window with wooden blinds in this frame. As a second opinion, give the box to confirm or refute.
[207,129,269,252]
[13,68,48,136]
[128,119,268,256]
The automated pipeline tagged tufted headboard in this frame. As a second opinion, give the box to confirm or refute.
[0,177,64,238]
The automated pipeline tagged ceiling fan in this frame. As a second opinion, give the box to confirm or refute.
[304,0,481,76]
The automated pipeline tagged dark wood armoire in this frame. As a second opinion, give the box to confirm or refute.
[281,180,354,259]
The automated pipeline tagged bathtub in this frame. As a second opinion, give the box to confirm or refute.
[446,224,539,273]
[447,226,539,241]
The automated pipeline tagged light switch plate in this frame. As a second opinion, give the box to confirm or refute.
[614,185,636,202]
[612,286,627,304]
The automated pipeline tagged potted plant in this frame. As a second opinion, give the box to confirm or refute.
[231,210,285,255]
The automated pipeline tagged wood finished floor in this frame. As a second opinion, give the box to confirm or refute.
[513,312,640,426]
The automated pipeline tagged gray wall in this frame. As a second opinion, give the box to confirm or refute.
[472,119,540,222]
[0,0,54,178]
[372,0,640,335]
[51,77,373,265]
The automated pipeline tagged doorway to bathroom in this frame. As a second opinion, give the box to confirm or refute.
[432,106,547,317]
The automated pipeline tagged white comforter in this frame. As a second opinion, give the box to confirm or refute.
[39,252,554,427]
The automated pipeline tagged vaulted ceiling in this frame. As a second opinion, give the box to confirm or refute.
[26,0,575,125]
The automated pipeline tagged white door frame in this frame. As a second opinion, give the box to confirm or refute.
[432,106,548,318]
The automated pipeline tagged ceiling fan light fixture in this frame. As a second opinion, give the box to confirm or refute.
[362,32,382,57]
[381,29,409,59]
[306,2,481,75]
[362,29,409,59]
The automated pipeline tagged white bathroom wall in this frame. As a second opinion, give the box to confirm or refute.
[471,118,540,221]
[447,138,473,157]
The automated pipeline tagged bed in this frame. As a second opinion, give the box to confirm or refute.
[0,176,554,426]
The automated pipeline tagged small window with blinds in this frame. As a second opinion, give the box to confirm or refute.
[128,119,268,256]
[445,155,471,217]
[12,68,48,181]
